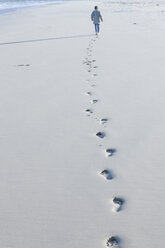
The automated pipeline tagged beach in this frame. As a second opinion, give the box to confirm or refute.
[0,1,165,247]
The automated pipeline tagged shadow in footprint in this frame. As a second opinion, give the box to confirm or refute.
[105,148,116,157]
[96,132,105,139]
[100,118,108,124]
[112,197,125,212]
[106,236,120,247]
[83,59,92,65]
[90,99,98,104]
[100,169,114,180]
[85,109,93,114]
[85,91,92,96]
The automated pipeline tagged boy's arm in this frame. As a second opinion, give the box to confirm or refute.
[91,12,94,21]
[100,12,103,22]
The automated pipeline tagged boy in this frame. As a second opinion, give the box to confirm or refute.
[91,6,103,35]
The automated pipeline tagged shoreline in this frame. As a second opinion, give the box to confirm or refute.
[0,0,66,17]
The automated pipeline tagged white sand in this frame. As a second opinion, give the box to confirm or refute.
[0,1,165,247]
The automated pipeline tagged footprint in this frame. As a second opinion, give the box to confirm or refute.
[105,148,116,157]
[112,197,124,212]
[83,60,88,64]
[93,73,98,77]
[96,132,105,139]
[85,109,93,114]
[92,59,96,62]
[83,59,90,65]
[90,99,98,104]
[106,236,119,247]
[100,118,108,124]
[85,91,92,96]
[93,66,98,68]
[100,169,113,180]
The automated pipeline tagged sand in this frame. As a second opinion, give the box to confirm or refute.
[0,1,165,247]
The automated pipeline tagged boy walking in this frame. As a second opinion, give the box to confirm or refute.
[91,6,103,35]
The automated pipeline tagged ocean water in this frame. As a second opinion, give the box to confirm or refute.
[1,0,164,16]
[0,0,65,15]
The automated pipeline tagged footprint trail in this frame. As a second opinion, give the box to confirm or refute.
[82,37,123,247]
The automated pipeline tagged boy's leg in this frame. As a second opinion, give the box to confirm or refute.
[97,24,100,33]
[95,24,97,33]
[95,24,99,34]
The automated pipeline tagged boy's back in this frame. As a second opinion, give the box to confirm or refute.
[91,9,102,24]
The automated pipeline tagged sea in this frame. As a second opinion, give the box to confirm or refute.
[0,0,66,16]
[0,0,164,17]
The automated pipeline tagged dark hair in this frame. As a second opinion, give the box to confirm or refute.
[94,6,98,10]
